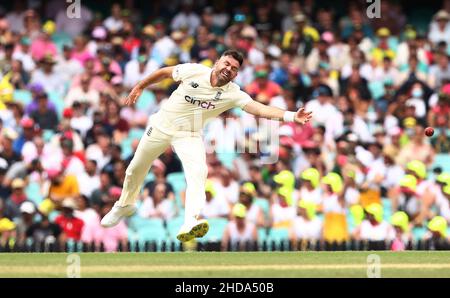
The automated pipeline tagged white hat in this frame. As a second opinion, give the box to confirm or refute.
[62,198,77,210]
[20,201,36,214]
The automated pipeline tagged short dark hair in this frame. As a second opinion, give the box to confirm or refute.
[222,49,244,66]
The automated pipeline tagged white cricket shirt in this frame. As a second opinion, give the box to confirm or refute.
[149,63,253,135]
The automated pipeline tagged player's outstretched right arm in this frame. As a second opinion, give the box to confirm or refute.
[124,66,175,105]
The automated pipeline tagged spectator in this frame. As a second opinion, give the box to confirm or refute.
[428,10,450,47]
[54,198,84,242]
[0,199,16,247]
[171,0,200,36]
[352,203,394,243]
[30,55,65,96]
[46,168,80,207]
[29,21,57,62]
[65,74,100,108]
[77,160,101,198]
[390,211,412,251]
[103,3,124,33]
[199,179,229,219]
[13,201,36,247]
[221,203,258,251]
[289,199,322,249]
[26,202,61,249]
[270,187,296,228]
[139,182,177,221]
[74,194,101,246]
[123,46,159,89]
[237,182,265,227]
[29,92,59,131]
[96,201,128,252]
[4,178,28,219]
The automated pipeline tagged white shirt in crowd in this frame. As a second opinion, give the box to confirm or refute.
[291,216,322,240]
[54,57,84,85]
[171,12,201,36]
[359,220,394,241]
[103,16,123,33]
[30,70,66,97]
[65,87,100,108]
[124,59,160,89]
[139,196,176,221]
[85,144,111,171]
[201,194,230,219]
[77,172,101,198]
[214,180,240,205]
[226,221,257,244]
[305,99,339,127]
[12,50,36,73]
[322,193,346,214]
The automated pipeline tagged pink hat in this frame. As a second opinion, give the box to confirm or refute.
[46,168,61,179]
[321,31,334,43]
[152,159,166,171]
[92,26,107,39]
[20,117,35,128]
[111,76,123,85]
[442,83,450,95]
[109,186,122,197]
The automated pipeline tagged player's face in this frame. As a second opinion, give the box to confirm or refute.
[214,55,240,84]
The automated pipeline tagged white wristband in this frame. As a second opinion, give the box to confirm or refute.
[283,111,296,122]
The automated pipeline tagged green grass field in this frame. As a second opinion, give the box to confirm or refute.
[1,251,450,278]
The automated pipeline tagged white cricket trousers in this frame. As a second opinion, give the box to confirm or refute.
[117,124,208,223]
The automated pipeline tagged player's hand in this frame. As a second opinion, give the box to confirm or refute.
[294,108,313,125]
[125,86,143,106]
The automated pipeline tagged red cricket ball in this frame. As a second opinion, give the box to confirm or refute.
[425,127,434,137]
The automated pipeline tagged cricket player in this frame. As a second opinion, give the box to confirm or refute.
[101,50,312,242]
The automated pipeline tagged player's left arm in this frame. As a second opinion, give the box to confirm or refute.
[242,100,312,125]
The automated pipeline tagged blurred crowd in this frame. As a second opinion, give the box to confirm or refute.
[0,0,450,252]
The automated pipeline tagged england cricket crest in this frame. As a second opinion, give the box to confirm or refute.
[214,91,222,101]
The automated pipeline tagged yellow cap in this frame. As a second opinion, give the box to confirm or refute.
[390,211,409,232]
[350,205,365,226]
[436,173,450,185]
[277,186,293,203]
[298,199,316,219]
[205,179,216,197]
[0,75,14,103]
[365,203,383,223]
[241,182,256,197]
[322,172,343,193]
[377,27,391,37]
[232,203,247,218]
[403,117,417,128]
[406,160,427,179]
[300,168,320,188]
[399,174,418,191]
[38,198,55,216]
[428,216,447,237]
[42,20,56,35]
[0,218,16,233]
[443,185,450,196]
[274,170,295,189]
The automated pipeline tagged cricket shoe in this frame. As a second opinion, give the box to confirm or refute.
[100,202,136,227]
[176,219,209,242]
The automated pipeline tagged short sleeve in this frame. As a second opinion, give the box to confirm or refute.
[234,90,253,109]
[172,63,196,82]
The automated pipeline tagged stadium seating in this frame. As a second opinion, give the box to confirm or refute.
[196,217,228,243]
[433,154,450,172]
[166,172,186,207]
[128,216,167,251]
